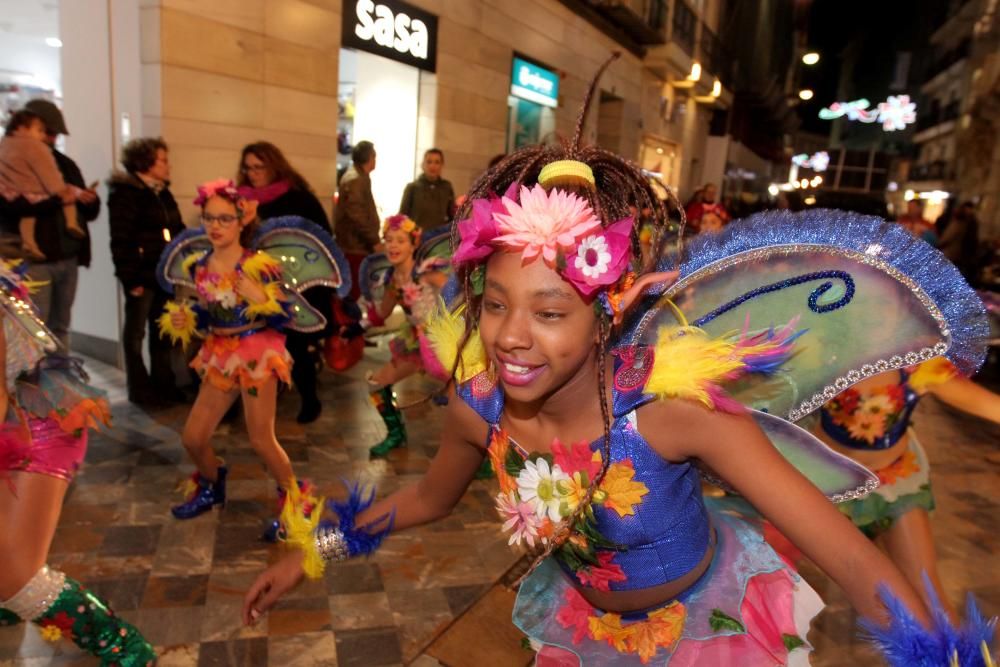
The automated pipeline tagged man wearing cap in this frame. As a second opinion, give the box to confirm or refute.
[0,100,100,347]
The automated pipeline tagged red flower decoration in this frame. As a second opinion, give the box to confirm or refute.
[576,551,628,592]
[555,587,594,644]
[551,439,600,480]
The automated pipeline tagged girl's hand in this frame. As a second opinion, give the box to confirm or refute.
[242,551,306,625]
[170,310,189,330]
[236,275,268,304]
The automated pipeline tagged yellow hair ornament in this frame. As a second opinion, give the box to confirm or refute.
[157,300,199,348]
[423,299,488,383]
[538,160,596,190]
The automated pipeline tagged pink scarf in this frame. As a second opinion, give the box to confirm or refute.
[237,179,291,205]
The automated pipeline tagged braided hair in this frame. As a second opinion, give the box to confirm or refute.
[449,53,683,583]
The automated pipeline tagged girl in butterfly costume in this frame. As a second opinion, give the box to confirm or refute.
[0,261,155,665]
[811,354,1000,624]
[157,179,351,540]
[244,58,996,666]
[359,214,450,456]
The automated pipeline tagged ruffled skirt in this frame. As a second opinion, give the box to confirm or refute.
[192,329,292,392]
[517,498,823,666]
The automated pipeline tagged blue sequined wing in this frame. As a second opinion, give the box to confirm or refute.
[253,216,352,296]
[359,253,393,304]
[413,225,452,268]
[627,209,988,421]
[156,227,212,293]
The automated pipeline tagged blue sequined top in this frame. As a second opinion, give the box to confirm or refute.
[458,353,712,592]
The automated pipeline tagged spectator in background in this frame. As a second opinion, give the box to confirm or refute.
[938,200,981,285]
[399,148,455,231]
[698,203,728,234]
[897,199,937,245]
[334,140,380,299]
[0,99,100,348]
[237,141,332,423]
[684,182,728,234]
[108,137,185,406]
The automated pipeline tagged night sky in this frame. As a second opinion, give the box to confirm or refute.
[798,0,949,137]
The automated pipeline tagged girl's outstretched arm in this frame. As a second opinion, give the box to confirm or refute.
[242,391,487,621]
[928,376,1000,425]
[642,399,931,627]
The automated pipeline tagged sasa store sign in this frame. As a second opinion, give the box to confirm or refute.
[343,0,438,72]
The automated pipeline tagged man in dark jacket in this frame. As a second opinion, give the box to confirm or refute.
[0,100,100,348]
[108,137,186,405]
[334,141,380,299]
[399,148,455,231]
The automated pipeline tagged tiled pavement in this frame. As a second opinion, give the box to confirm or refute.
[0,344,997,666]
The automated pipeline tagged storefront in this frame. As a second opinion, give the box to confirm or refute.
[506,56,559,152]
[339,0,438,216]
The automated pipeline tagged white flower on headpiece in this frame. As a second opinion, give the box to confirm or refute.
[493,184,601,265]
[573,234,612,279]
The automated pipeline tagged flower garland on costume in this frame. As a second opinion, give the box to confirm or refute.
[823,384,908,445]
[489,430,649,590]
[452,173,633,300]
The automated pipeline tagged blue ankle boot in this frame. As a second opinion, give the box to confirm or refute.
[171,466,227,519]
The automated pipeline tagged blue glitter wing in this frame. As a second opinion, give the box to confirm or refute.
[358,253,393,304]
[156,227,211,294]
[860,574,997,667]
[413,225,453,267]
[323,481,395,558]
[252,216,352,297]
[626,209,989,421]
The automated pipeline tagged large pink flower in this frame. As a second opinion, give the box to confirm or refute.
[493,185,602,266]
[561,217,633,297]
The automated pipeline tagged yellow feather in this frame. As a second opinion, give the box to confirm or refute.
[645,326,744,407]
[280,480,327,579]
[181,251,206,278]
[157,300,198,348]
[908,356,958,393]
[244,281,286,319]
[423,299,488,383]
[241,251,283,281]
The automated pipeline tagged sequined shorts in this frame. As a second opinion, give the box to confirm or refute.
[0,416,87,483]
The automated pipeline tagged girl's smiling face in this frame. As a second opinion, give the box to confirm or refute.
[201,196,245,250]
[384,229,415,266]
[478,252,600,403]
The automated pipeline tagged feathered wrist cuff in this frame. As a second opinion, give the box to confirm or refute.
[282,480,395,579]
[157,299,202,348]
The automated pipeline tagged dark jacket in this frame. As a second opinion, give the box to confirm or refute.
[258,188,330,232]
[0,147,101,265]
[107,171,185,291]
[333,166,380,254]
[399,174,455,231]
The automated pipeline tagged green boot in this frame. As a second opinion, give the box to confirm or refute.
[25,570,156,666]
[369,385,406,457]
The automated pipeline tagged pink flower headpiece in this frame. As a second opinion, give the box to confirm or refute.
[382,214,421,242]
[194,178,242,207]
[453,182,632,299]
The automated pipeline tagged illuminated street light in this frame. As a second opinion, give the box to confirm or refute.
[688,61,702,82]
[711,79,721,98]
[799,89,814,101]
[802,52,820,66]
[768,184,780,196]
[45,37,62,48]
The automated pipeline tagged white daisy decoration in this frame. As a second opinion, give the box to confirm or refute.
[516,458,571,522]
[573,234,612,280]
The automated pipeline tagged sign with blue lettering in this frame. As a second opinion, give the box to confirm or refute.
[510,57,559,108]
[342,0,437,72]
